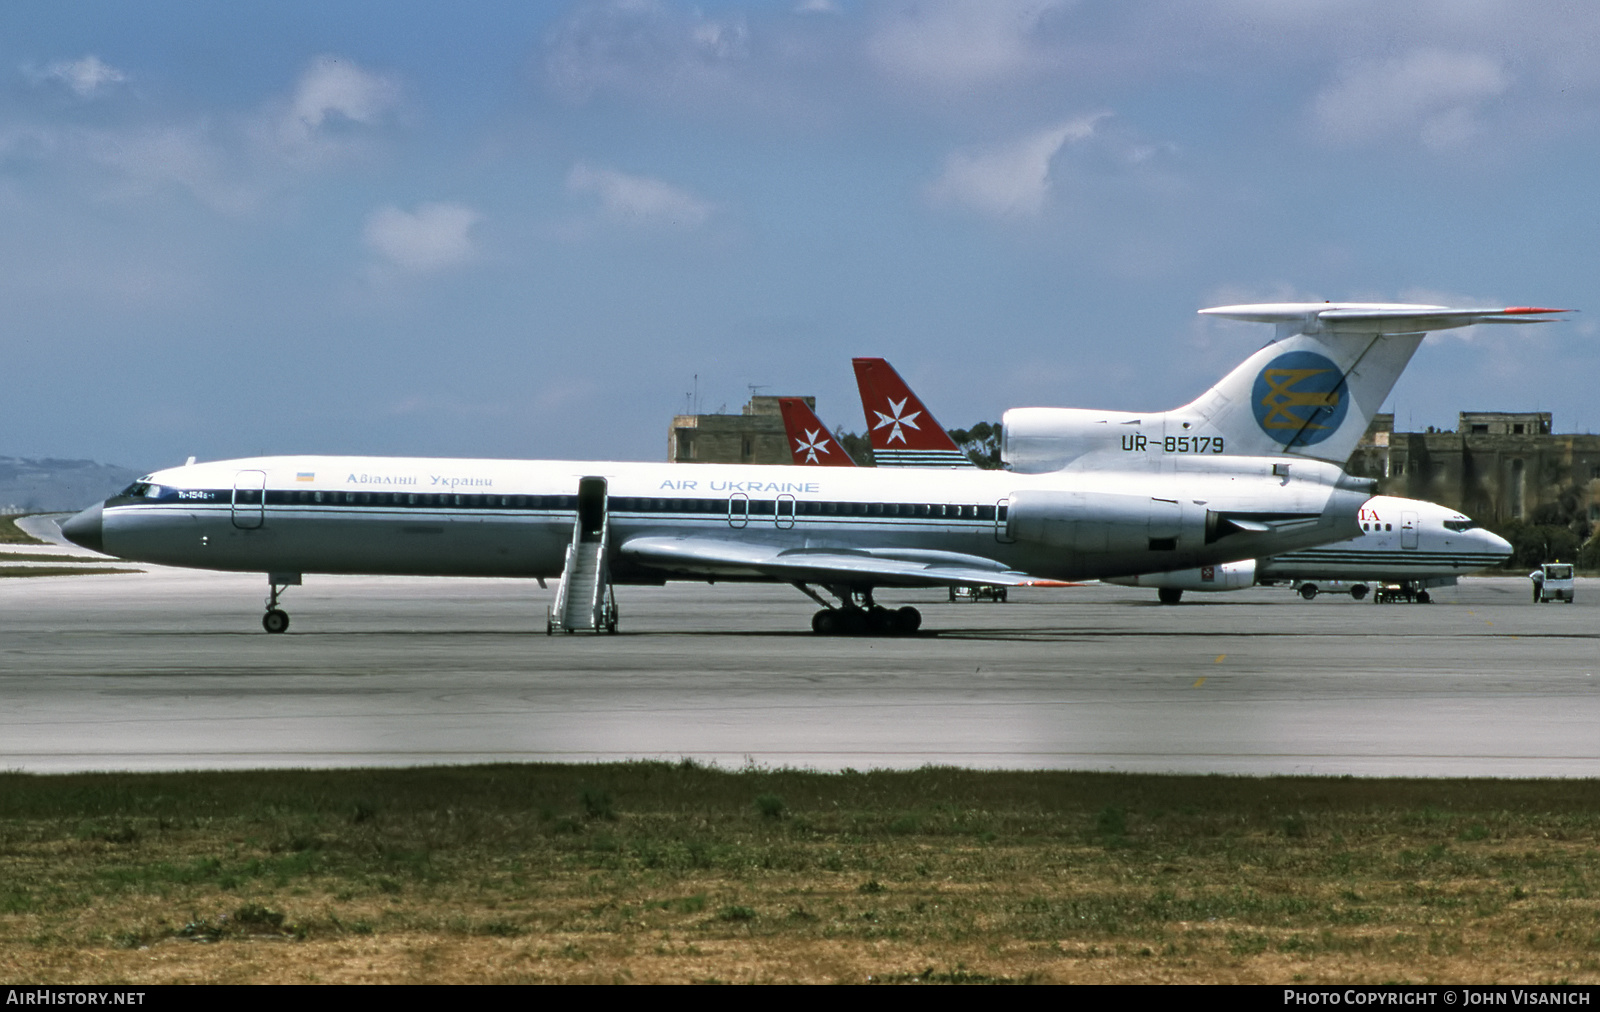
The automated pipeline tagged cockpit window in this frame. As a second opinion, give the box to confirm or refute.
[118,483,177,500]
[1443,519,1478,532]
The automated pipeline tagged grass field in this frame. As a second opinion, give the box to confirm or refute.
[1,764,1597,983]
[0,514,45,545]
[0,566,140,578]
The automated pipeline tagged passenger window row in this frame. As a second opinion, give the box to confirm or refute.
[609,497,997,520]
[236,490,581,510]
[216,489,1000,520]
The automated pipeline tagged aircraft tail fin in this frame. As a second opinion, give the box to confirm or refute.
[776,398,858,466]
[1180,303,1570,464]
[851,358,977,468]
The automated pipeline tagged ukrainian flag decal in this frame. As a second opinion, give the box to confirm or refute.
[296,472,316,482]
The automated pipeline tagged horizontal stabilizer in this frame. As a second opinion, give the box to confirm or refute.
[1200,303,1571,336]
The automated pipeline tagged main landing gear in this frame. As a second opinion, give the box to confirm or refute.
[794,583,921,637]
[262,573,301,634]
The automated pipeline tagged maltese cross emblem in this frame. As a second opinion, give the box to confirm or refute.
[872,397,922,445]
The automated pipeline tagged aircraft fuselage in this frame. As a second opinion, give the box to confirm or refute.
[76,453,1369,586]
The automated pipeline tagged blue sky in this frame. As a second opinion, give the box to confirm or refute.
[5,1,1597,468]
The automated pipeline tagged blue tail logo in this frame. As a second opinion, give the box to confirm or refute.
[1251,351,1348,447]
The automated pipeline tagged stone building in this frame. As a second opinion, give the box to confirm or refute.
[1346,412,1600,528]
[668,395,817,465]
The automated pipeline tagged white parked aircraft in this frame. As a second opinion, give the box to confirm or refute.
[62,451,1367,635]
[60,303,1557,636]
[1106,495,1511,603]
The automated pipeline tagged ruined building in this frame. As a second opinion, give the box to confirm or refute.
[668,396,816,465]
[1346,412,1600,529]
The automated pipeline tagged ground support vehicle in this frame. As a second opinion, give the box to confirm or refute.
[1534,563,1575,603]
[949,585,1008,603]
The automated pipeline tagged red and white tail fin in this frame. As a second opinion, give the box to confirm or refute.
[776,398,857,466]
[851,358,976,468]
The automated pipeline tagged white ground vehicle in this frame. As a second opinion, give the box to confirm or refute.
[1534,563,1575,603]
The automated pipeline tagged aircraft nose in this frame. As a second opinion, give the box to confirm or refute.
[1481,528,1513,558]
[60,502,105,554]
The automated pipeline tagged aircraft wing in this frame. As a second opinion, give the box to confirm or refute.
[620,535,1069,588]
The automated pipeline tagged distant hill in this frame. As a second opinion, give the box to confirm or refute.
[0,457,142,514]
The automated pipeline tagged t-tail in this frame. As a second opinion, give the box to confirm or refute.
[776,397,858,466]
[1003,303,1570,473]
[851,358,977,468]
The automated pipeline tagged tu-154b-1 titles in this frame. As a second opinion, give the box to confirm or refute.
[62,302,1565,635]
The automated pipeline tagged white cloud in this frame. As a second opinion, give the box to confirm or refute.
[925,116,1101,218]
[273,55,400,159]
[35,55,128,98]
[868,0,1070,89]
[363,203,481,273]
[567,162,714,227]
[1311,49,1510,149]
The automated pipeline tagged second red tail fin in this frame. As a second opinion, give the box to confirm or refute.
[777,397,857,466]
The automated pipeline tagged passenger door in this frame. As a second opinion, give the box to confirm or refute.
[232,470,266,530]
[1401,511,1419,550]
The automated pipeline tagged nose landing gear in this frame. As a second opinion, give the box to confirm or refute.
[262,573,301,634]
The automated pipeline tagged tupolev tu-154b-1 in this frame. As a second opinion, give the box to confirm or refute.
[60,302,1566,636]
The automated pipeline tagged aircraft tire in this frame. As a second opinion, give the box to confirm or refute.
[866,607,895,636]
[1416,590,1431,604]
[839,607,868,636]
[1157,588,1183,605]
[1299,584,1319,601]
[812,610,837,635]
[896,606,922,635]
[1351,585,1369,600]
[262,609,290,634]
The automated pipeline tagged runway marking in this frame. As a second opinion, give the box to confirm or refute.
[1214,654,1226,664]
[1192,677,1206,688]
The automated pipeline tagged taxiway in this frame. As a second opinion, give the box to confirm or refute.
[1,561,1594,777]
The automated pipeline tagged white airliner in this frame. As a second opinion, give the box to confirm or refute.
[838,357,1514,605]
[1106,496,1511,603]
[59,302,1560,636]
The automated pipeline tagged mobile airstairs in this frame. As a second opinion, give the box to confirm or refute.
[547,476,619,634]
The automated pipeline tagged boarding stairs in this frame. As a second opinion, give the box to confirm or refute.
[548,478,618,634]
